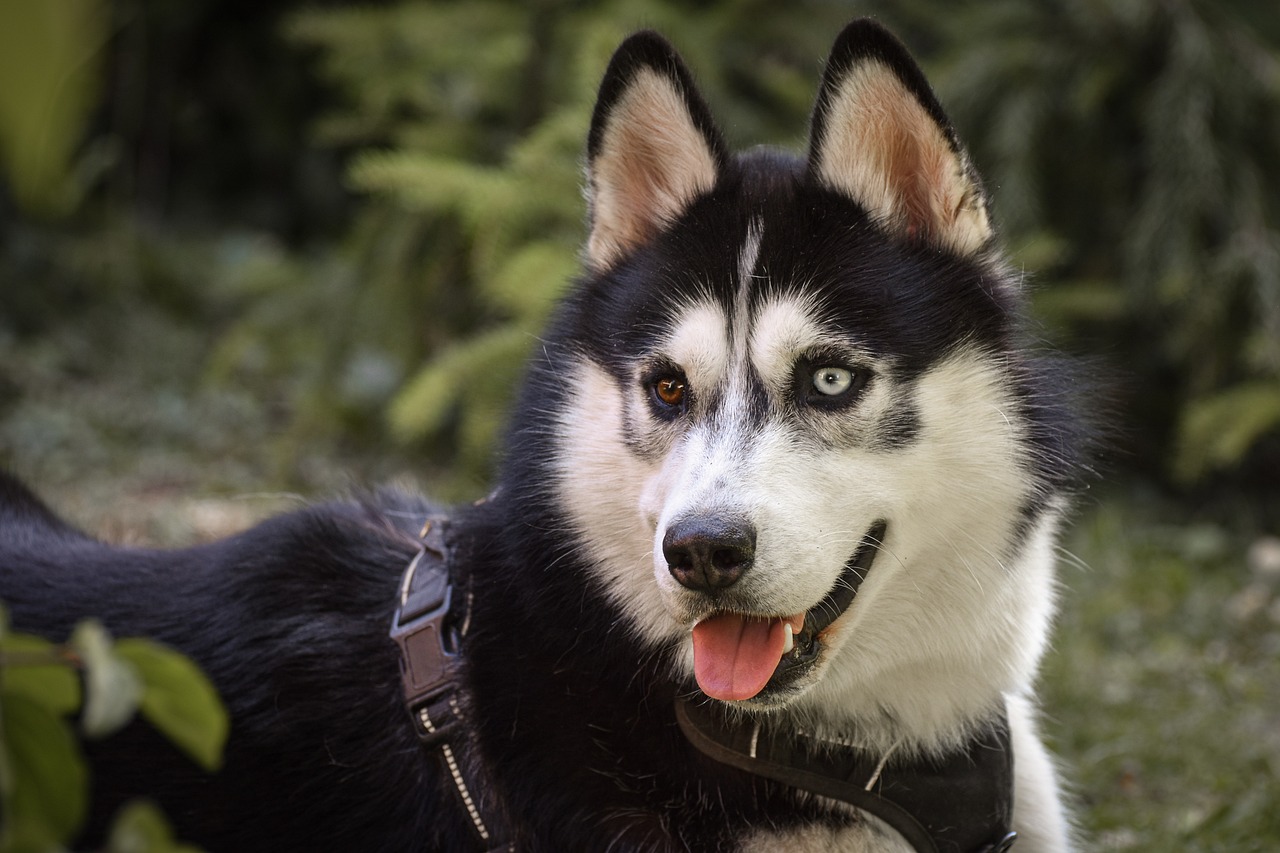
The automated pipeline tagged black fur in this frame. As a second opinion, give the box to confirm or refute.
[1,18,1090,852]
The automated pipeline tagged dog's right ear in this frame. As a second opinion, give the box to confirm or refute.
[585,32,727,271]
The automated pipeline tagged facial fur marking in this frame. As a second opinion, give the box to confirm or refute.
[872,406,921,450]
[659,302,731,408]
[733,218,764,372]
[749,295,848,396]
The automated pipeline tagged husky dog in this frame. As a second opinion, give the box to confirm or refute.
[2,19,1084,853]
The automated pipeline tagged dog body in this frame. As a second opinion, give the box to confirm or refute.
[2,21,1084,852]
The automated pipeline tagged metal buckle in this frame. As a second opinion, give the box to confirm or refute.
[391,527,460,744]
[983,831,1018,852]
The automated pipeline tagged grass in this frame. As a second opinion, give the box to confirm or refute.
[3,313,1278,850]
[1045,496,1280,851]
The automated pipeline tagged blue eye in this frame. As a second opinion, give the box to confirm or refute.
[812,367,854,396]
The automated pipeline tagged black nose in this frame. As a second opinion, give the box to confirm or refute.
[663,516,755,592]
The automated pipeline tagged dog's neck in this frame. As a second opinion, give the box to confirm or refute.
[774,512,1067,755]
[674,697,1019,853]
[778,661,1021,757]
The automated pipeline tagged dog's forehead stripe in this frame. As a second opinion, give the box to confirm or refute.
[721,219,768,424]
[733,218,764,365]
[657,221,771,411]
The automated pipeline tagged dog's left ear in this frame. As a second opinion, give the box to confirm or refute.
[585,32,728,271]
[808,20,992,256]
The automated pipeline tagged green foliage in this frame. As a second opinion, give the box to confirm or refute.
[115,640,229,773]
[1,634,81,716]
[106,802,203,853]
[1,692,87,851]
[387,326,532,473]
[0,0,109,218]
[71,620,144,739]
[1176,380,1280,482]
[0,605,226,852]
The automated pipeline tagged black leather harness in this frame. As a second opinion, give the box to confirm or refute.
[390,518,513,853]
[390,519,1018,853]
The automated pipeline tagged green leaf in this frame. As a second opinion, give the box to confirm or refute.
[0,0,110,218]
[0,691,88,848]
[1175,381,1280,482]
[106,799,204,853]
[387,325,530,443]
[483,242,576,318]
[114,640,228,773]
[0,633,81,716]
[347,153,511,225]
[69,620,142,739]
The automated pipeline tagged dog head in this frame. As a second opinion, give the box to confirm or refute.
[536,20,1077,730]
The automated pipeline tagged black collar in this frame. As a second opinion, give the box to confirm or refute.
[675,697,1018,853]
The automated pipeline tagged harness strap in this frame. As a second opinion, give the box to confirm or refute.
[675,697,1018,853]
[391,518,512,853]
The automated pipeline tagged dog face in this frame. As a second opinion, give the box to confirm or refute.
[545,23,1070,725]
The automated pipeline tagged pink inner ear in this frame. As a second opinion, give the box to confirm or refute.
[602,122,678,250]
[889,120,963,244]
[813,62,989,255]
[587,68,719,269]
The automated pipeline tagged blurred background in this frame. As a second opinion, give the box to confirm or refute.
[0,0,1277,848]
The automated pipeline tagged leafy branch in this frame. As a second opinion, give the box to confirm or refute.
[0,603,227,853]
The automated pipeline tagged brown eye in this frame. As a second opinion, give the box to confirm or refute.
[654,376,686,407]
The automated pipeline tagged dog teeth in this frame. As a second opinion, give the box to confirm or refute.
[783,622,794,655]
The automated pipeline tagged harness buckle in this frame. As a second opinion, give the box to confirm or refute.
[391,528,462,743]
[390,517,510,850]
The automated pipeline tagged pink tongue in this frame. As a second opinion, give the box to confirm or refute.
[691,614,786,701]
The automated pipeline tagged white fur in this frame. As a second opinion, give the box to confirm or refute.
[551,225,1072,849]
[741,816,915,853]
